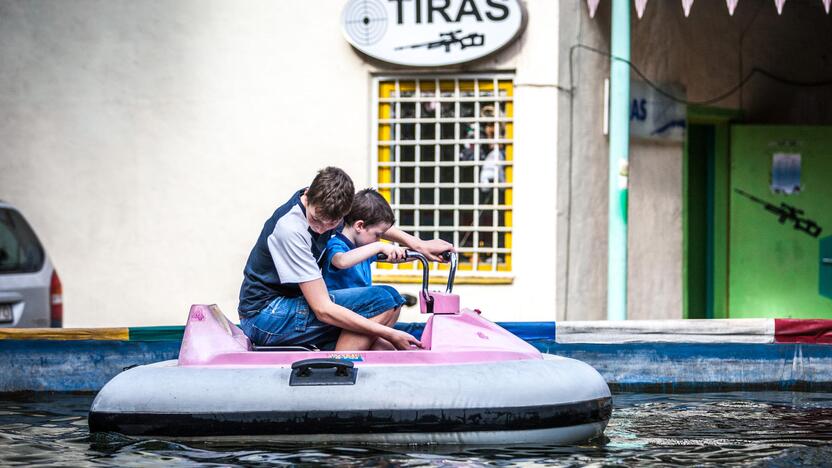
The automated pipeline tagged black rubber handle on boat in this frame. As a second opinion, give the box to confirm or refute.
[291,358,354,377]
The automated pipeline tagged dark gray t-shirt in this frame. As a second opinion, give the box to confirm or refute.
[238,189,335,318]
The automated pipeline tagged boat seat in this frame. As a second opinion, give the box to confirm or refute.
[250,344,317,352]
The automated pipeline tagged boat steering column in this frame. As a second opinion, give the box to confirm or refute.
[378,250,460,314]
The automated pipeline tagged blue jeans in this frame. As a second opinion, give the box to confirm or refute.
[240,285,405,350]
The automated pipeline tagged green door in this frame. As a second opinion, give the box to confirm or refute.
[729,126,832,318]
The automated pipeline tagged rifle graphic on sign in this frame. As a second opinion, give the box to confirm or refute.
[734,188,823,238]
[395,30,485,53]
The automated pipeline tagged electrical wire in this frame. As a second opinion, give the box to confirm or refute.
[569,43,832,106]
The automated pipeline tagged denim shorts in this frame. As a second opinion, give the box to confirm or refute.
[240,285,405,349]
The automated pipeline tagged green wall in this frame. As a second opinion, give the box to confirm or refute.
[684,107,736,320]
[686,124,713,319]
[729,126,832,318]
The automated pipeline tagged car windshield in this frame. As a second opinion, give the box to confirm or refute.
[0,208,45,274]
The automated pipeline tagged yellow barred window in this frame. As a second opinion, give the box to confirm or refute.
[373,76,514,278]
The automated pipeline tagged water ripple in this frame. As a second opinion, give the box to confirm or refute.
[1,392,831,467]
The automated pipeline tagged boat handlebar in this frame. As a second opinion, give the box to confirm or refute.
[376,250,457,294]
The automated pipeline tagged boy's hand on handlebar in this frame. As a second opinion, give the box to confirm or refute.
[378,243,407,261]
[414,239,455,262]
[387,329,423,350]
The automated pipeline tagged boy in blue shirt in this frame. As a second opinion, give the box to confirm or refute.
[323,188,406,291]
[239,167,451,352]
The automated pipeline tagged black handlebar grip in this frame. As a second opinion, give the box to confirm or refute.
[379,251,454,262]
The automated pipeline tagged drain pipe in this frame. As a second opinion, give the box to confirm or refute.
[607,0,630,321]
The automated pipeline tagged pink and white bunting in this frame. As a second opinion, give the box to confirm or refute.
[682,0,694,17]
[775,0,786,14]
[634,0,648,18]
[587,0,600,18]
[584,0,830,18]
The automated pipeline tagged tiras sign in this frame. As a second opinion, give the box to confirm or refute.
[341,0,526,67]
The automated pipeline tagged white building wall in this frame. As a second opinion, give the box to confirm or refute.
[0,0,559,327]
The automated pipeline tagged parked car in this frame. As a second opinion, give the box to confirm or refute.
[0,201,62,327]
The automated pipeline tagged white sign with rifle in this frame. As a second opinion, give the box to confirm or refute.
[341,0,525,67]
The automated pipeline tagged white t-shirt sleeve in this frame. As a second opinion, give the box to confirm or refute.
[268,225,322,284]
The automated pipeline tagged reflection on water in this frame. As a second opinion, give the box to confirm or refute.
[1,392,831,466]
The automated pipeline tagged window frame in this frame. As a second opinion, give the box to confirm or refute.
[0,207,46,275]
[370,74,515,284]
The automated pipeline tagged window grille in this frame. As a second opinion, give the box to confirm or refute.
[372,75,514,276]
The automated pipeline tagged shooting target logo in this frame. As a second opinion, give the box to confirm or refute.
[340,0,525,67]
[342,0,388,47]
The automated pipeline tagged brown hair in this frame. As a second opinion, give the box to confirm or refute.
[345,188,395,227]
[305,167,355,221]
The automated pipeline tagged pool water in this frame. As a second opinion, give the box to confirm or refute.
[2,392,831,466]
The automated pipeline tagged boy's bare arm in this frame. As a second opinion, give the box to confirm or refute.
[382,226,454,262]
[330,242,404,270]
[298,278,421,349]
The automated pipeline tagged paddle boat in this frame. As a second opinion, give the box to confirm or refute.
[89,252,612,445]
